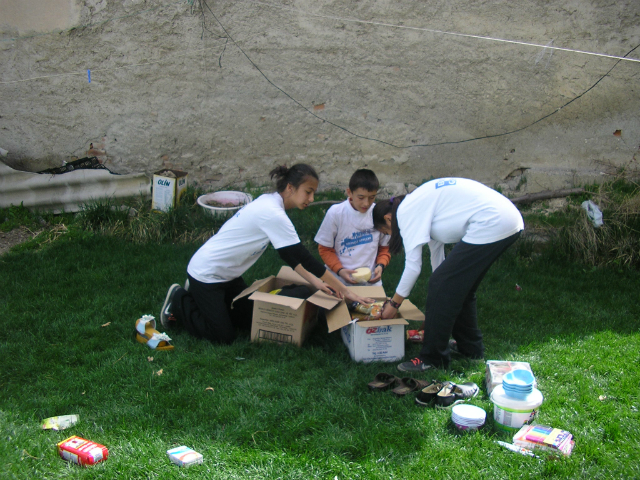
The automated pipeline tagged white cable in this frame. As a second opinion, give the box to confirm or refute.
[248,0,640,64]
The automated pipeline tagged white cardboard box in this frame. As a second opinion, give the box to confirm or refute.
[327,286,425,363]
[152,169,188,212]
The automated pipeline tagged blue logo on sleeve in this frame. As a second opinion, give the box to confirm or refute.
[435,179,456,189]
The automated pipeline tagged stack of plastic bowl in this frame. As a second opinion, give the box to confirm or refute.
[502,369,535,400]
[451,404,486,431]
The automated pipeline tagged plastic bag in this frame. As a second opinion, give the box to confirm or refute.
[581,200,603,228]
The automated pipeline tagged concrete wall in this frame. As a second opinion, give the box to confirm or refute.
[1,0,639,194]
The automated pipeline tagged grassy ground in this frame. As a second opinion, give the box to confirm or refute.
[1,191,639,479]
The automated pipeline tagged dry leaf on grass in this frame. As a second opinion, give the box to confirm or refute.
[147,356,154,362]
[205,387,214,392]
[101,322,111,327]
[155,369,163,376]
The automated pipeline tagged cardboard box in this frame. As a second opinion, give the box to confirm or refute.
[57,436,109,467]
[152,169,188,212]
[327,286,425,363]
[485,360,537,395]
[234,267,424,356]
[234,266,341,347]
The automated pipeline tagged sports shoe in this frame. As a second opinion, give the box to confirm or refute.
[415,381,451,406]
[160,284,181,329]
[397,357,436,373]
[435,382,479,409]
[449,339,484,360]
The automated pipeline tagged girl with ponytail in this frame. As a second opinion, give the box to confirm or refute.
[159,164,373,345]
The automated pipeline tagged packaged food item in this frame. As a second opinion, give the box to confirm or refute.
[406,329,424,343]
[42,414,78,430]
[349,302,373,314]
[349,301,384,321]
[57,436,109,466]
[512,424,575,456]
[167,445,204,467]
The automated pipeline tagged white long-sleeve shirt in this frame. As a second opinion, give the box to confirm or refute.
[395,178,524,297]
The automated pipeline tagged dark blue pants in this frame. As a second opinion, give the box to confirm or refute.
[172,275,254,344]
[418,231,521,368]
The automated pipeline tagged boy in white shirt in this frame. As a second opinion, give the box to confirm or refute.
[314,169,390,287]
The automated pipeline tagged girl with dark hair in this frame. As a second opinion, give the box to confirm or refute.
[372,178,524,372]
[159,164,373,345]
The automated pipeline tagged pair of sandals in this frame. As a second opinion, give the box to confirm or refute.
[368,373,433,397]
[135,315,174,351]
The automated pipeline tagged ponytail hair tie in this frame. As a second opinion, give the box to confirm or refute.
[389,196,395,204]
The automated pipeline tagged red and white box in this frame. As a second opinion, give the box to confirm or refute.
[57,436,109,466]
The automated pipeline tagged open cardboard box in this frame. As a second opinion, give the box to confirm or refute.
[327,286,425,363]
[233,266,425,360]
[233,266,341,346]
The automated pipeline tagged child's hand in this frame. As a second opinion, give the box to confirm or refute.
[343,290,375,305]
[338,268,359,284]
[369,265,384,283]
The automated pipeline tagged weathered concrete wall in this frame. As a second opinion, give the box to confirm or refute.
[1,0,639,194]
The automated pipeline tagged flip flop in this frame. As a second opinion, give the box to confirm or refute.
[368,373,399,391]
[135,315,174,351]
[391,377,432,396]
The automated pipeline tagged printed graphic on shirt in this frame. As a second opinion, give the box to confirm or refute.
[339,230,374,255]
[436,179,456,189]
[250,243,268,257]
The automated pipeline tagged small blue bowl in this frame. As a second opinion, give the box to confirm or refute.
[503,369,535,387]
[503,388,533,400]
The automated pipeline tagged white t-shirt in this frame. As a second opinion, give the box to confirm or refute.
[395,178,524,297]
[314,200,389,286]
[188,192,300,283]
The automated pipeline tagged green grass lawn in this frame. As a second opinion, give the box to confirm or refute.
[1,204,639,479]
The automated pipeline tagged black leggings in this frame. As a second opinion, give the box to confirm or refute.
[172,275,254,344]
[418,231,521,368]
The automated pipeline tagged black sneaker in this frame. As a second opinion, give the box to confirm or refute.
[160,284,181,329]
[397,357,436,373]
[435,382,479,409]
[415,381,450,406]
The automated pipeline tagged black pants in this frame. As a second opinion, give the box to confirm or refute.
[418,231,521,368]
[172,275,254,344]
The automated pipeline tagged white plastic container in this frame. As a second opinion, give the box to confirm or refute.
[197,191,252,217]
[491,384,543,433]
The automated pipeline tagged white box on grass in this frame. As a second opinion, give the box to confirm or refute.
[167,445,203,467]
[333,286,424,363]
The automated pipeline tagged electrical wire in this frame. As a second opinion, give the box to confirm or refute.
[200,0,640,148]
